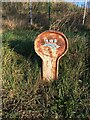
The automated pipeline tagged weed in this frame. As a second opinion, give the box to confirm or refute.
[2,2,90,120]
[2,28,90,119]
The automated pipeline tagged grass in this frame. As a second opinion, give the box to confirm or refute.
[2,2,90,120]
[2,28,90,119]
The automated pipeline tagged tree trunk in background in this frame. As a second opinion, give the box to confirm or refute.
[48,0,51,26]
[82,0,87,25]
[30,0,32,25]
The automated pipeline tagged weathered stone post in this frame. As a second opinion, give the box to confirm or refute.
[34,30,68,82]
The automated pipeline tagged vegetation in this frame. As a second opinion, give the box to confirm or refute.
[2,2,90,120]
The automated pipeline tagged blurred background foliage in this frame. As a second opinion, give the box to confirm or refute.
[2,2,90,30]
[2,2,90,120]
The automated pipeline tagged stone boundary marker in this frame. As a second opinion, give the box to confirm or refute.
[34,30,68,82]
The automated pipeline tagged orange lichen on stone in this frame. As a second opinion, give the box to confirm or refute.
[34,30,68,81]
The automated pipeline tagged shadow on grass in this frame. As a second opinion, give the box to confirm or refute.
[33,12,50,30]
[8,39,42,67]
[87,31,90,76]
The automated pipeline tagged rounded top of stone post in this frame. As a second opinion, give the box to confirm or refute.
[34,30,68,59]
